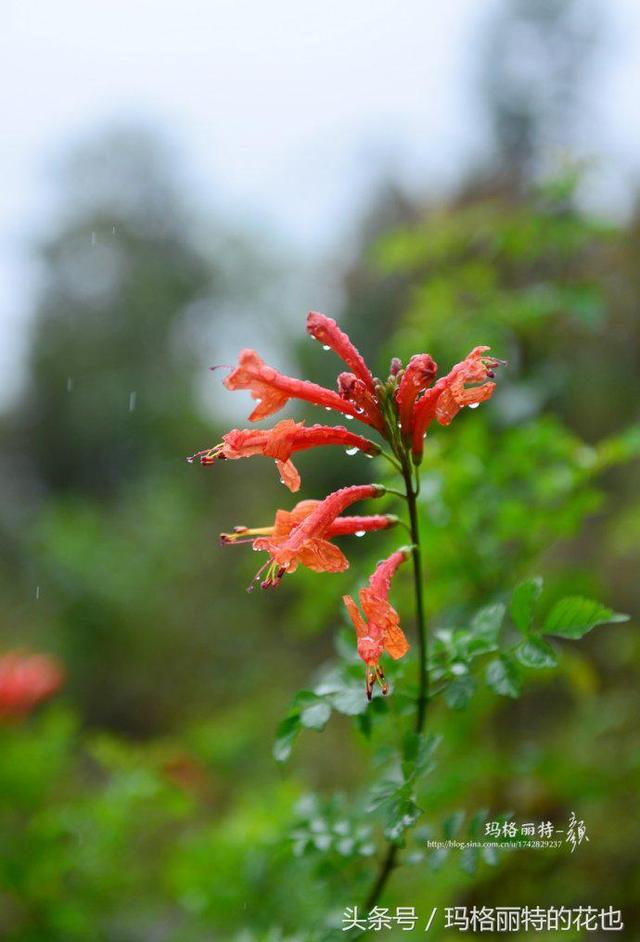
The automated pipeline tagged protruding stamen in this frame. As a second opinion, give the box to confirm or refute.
[186,444,224,465]
[220,525,275,545]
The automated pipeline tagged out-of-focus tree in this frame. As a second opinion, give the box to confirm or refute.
[478,0,600,183]
[19,126,212,498]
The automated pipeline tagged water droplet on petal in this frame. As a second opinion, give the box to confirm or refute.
[255,397,262,404]
[322,344,331,351]
[325,407,332,412]
[345,414,354,421]
[468,402,480,409]
[345,447,359,456]
[355,530,366,538]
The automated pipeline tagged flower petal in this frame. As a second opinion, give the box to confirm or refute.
[343,594,368,638]
[297,538,349,573]
[275,458,301,492]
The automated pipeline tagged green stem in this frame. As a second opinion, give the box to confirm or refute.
[402,453,428,733]
[361,449,429,916]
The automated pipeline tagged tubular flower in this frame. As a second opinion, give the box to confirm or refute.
[343,548,411,699]
[337,372,385,433]
[0,652,64,720]
[306,311,376,395]
[247,484,385,588]
[395,353,438,441]
[224,349,364,423]
[412,346,506,461]
[221,503,398,545]
[188,419,380,492]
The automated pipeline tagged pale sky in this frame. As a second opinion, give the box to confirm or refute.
[1,0,639,407]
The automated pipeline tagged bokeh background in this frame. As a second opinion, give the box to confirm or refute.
[1,1,639,939]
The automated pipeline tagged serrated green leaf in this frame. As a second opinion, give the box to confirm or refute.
[273,715,300,763]
[515,637,558,669]
[511,577,543,634]
[482,844,499,866]
[402,732,440,780]
[470,603,505,645]
[543,596,629,639]
[428,847,449,871]
[299,698,332,731]
[443,810,465,839]
[327,685,368,716]
[444,674,477,710]
[469,808,489,839]
[486,656,522,698]
[460,846,480,875]
[383,794,421,841]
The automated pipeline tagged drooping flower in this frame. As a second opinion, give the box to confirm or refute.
[188,419,380,492]
[306,311,376,394]
[411,346,506,461]
[0,652,64,720]
[395,353,438,441]
[343,548,411,699]
[246,484,386,588]
[224,349,366,424]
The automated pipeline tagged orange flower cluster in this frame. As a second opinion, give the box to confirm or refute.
[190,312,504,697]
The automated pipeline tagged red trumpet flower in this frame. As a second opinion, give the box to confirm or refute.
[224,349,365,424]
[337,372,385,433]
[343,548,410,699]
[0,652,64,719]
[395,353,438,441]
[412,346,506,461]
[246,484,385,588]
[221,503,398,546]
[306,311,376,395]
[188,419,380,492]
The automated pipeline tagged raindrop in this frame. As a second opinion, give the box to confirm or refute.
[128,391,137,412]
[355,530,366,538]
[66,376,74,392]
[364,453,374,459]
[35,585,40,600]
[255,397,262,404]
[91,231,97,246]
[325,407,332,412]
[468,402,480,409]
[345,414,354,421]
[112,225,116,235]
[345,447,359,456]
[322,344,331,351]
